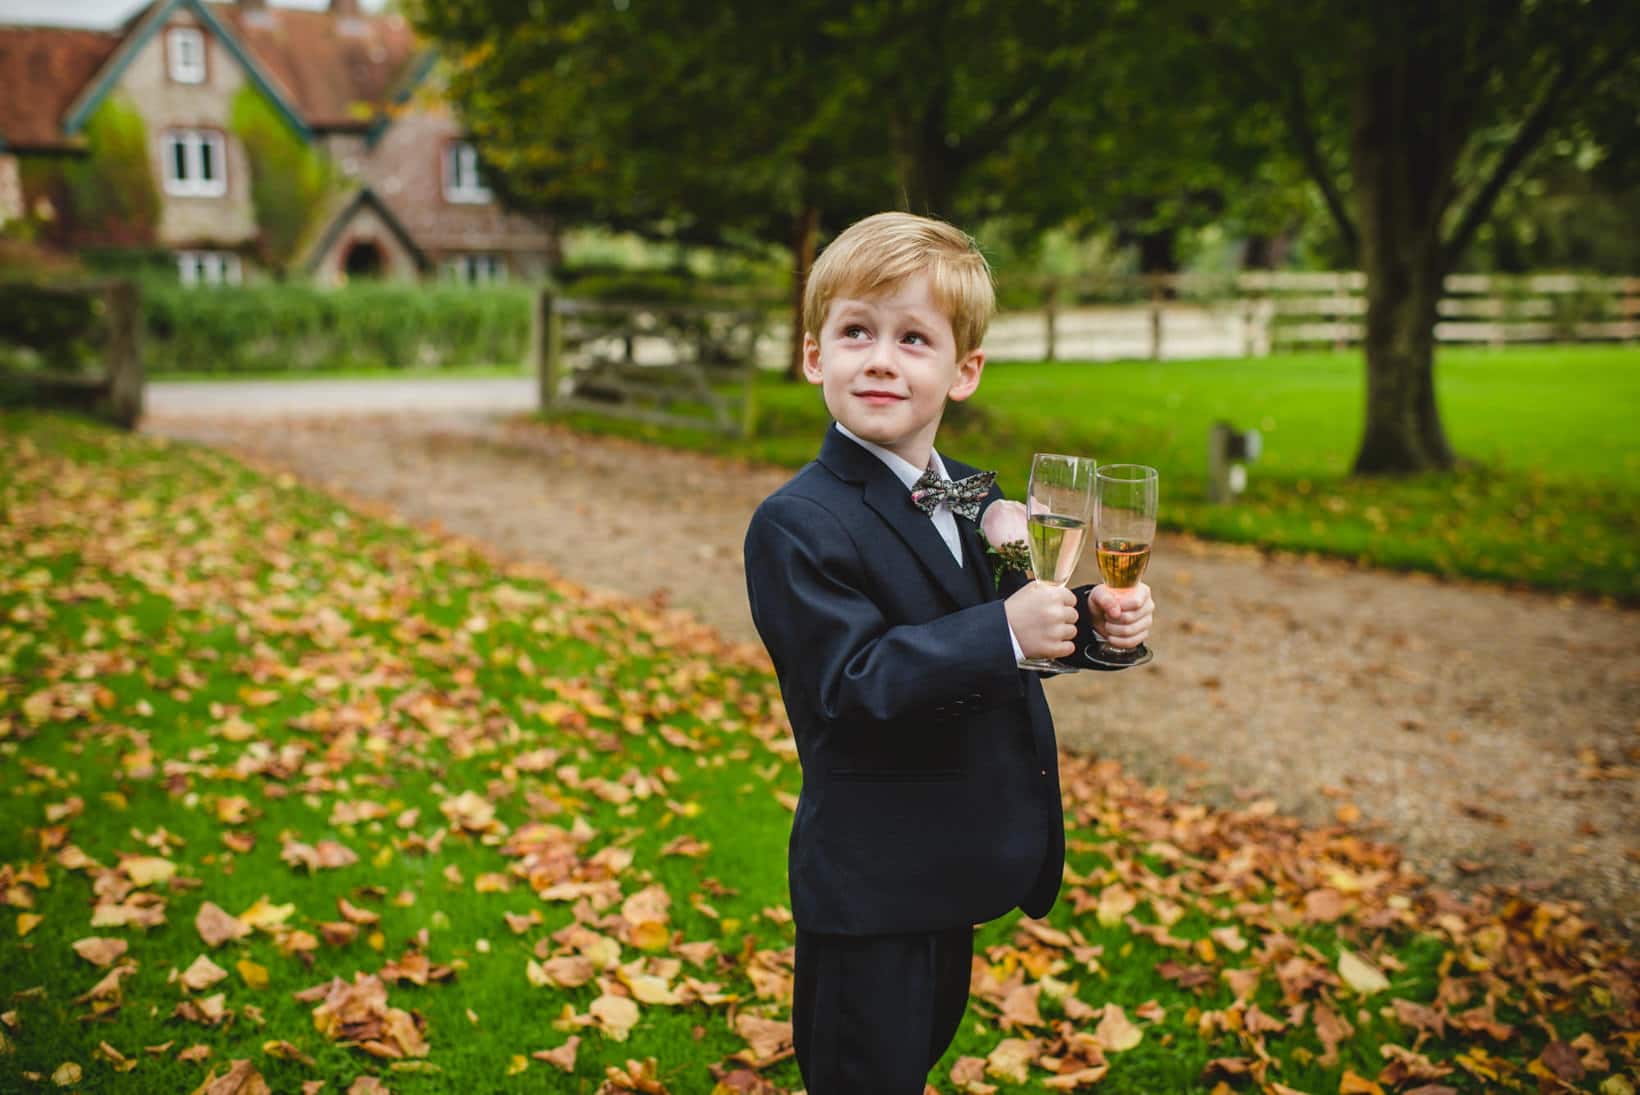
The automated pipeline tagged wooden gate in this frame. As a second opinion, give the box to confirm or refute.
[530,292,771,438]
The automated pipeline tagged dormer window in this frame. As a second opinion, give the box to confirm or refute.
[443,142,492,204]
[167,27,206,84]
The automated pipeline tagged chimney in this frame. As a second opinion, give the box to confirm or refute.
[330,0,361,15]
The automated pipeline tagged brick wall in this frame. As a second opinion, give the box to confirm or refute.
[365,107,557,271]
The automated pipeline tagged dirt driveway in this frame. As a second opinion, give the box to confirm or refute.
[147,408,1640,938]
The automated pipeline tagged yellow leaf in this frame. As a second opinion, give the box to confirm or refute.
[506,1054,528,1076]
[237,959,269,990]
[629,920,670,952]
[122,856,176,887]
[17,913,43,937]
[51,1062,81,1086]
[1337,948,1390,995]
[239,896,295,931]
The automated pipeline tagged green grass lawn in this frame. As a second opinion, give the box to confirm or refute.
[553,344,1640,601]
[1,412,1634,1093]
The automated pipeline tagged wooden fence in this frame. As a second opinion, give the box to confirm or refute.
[987,271,1640,362]
[530,291,772,437]
[0,279,143,427]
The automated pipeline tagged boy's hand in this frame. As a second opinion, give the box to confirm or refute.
[1005,581,1079,660]
[1085,583,1153,649]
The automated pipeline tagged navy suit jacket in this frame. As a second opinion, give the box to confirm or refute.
[744,425,1066,936]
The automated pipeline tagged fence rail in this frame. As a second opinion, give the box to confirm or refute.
[531,291,770,437]
[992,271,1639,362]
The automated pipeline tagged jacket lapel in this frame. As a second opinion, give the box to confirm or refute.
[817,427,981,611]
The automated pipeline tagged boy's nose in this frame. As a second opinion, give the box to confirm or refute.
[864,343,898,373]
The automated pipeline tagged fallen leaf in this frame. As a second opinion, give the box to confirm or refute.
[72,936,129,968]
[180,955,229,992]
[196,902,252,948]
[532,1034,580,1072]
[1338,948,1391,995]
[590,994,641,1042]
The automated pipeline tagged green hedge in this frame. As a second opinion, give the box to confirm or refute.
[142,281,533,374]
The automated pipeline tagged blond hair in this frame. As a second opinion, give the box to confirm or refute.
[803,212,995,359]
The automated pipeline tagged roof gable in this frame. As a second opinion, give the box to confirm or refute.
[217,6,427,132]
[0,25,123,151]
[299,185,429,274]
[61,0,310,141]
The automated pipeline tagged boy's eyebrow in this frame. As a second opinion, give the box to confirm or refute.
[830,300,945,330]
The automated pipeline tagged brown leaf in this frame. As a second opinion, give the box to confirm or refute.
[180,955,229,993]
[337,897,380,926]
[731,1013,792,1064]
[590,994,641,1043]
[950,1056,997,1094]
[72,936,129,968]
[190,1059,271,1095]
[1093,1004,1142,1052]
[984,1038,1040,1084]
[196,902,252,948]
[532,1034,580,1073]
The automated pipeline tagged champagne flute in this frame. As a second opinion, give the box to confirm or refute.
[1086,463,1157,668]
[1020,452,1096,673]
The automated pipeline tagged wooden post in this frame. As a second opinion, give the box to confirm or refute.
[739,311,759,439]
[1043,278,1058,362]
[1148,276,1164,361]
[531,288,562,410]
[103,280,142,429]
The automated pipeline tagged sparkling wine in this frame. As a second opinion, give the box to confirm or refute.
[1096,539,1151,588]
[1027,513,1087,586]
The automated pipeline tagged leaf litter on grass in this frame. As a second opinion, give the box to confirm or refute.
[0,413,1635,1094]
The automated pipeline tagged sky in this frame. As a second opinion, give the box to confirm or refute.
[0,0,387,27]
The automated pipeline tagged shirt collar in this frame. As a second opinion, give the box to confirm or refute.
[835,423,950,492]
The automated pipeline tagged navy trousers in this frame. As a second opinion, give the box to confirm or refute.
[792,925,974,1094]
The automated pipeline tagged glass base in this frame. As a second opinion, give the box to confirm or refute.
[1020,656,1078,675]
[1079,641,1154,670]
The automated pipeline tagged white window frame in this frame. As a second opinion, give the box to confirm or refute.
[443,253,507,286]
[162,129,227,197]
[167,27,206,85]
[177,251,242,288]
[443,142,492,204]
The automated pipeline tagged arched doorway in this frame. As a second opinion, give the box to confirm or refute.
[343,240,385,280]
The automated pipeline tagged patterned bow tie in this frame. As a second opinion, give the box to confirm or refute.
[910,466,996,521]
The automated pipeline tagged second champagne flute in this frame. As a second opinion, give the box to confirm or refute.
[1020,452,1096,672]
[1087,463,1157,668]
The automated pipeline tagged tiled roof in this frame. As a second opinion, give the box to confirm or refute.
[0,25,122,149]
[216,7,425,131]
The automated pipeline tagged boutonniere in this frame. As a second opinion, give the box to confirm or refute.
[979,500,1032,590]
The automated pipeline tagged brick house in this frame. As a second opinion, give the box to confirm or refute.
[0,0,558,286]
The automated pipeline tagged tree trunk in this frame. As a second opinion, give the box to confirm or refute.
[1348,28,1459,475]
[786,204,819,380]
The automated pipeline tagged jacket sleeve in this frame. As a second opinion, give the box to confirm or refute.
[744,493,1021,727]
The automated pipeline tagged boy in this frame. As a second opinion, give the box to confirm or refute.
[743,212,1154,1092]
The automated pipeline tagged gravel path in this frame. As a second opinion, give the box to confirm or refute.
[147,407,1640,938]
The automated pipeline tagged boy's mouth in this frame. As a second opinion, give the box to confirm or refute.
[855,389,906,405]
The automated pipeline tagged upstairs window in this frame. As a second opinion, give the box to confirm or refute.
[167,27,206,84]
[443,142,492,204]
[163,129,227,197]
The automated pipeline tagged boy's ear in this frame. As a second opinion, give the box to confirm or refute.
[801,334,824,385]
[946,348,985,402]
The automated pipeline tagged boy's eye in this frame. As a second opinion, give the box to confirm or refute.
[842,324,869,339]
[902,331,929,345]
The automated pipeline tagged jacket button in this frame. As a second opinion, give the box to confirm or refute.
[1039,768,1048,777]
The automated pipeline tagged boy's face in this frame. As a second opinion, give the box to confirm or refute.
[803,272,984,469]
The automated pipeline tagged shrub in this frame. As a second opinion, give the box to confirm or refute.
[141,281,533,374]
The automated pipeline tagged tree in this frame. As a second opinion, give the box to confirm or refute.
[1183,0,1640,474]
[408,0,1095,374]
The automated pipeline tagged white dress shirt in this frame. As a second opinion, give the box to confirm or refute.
[835,424,1027,664]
